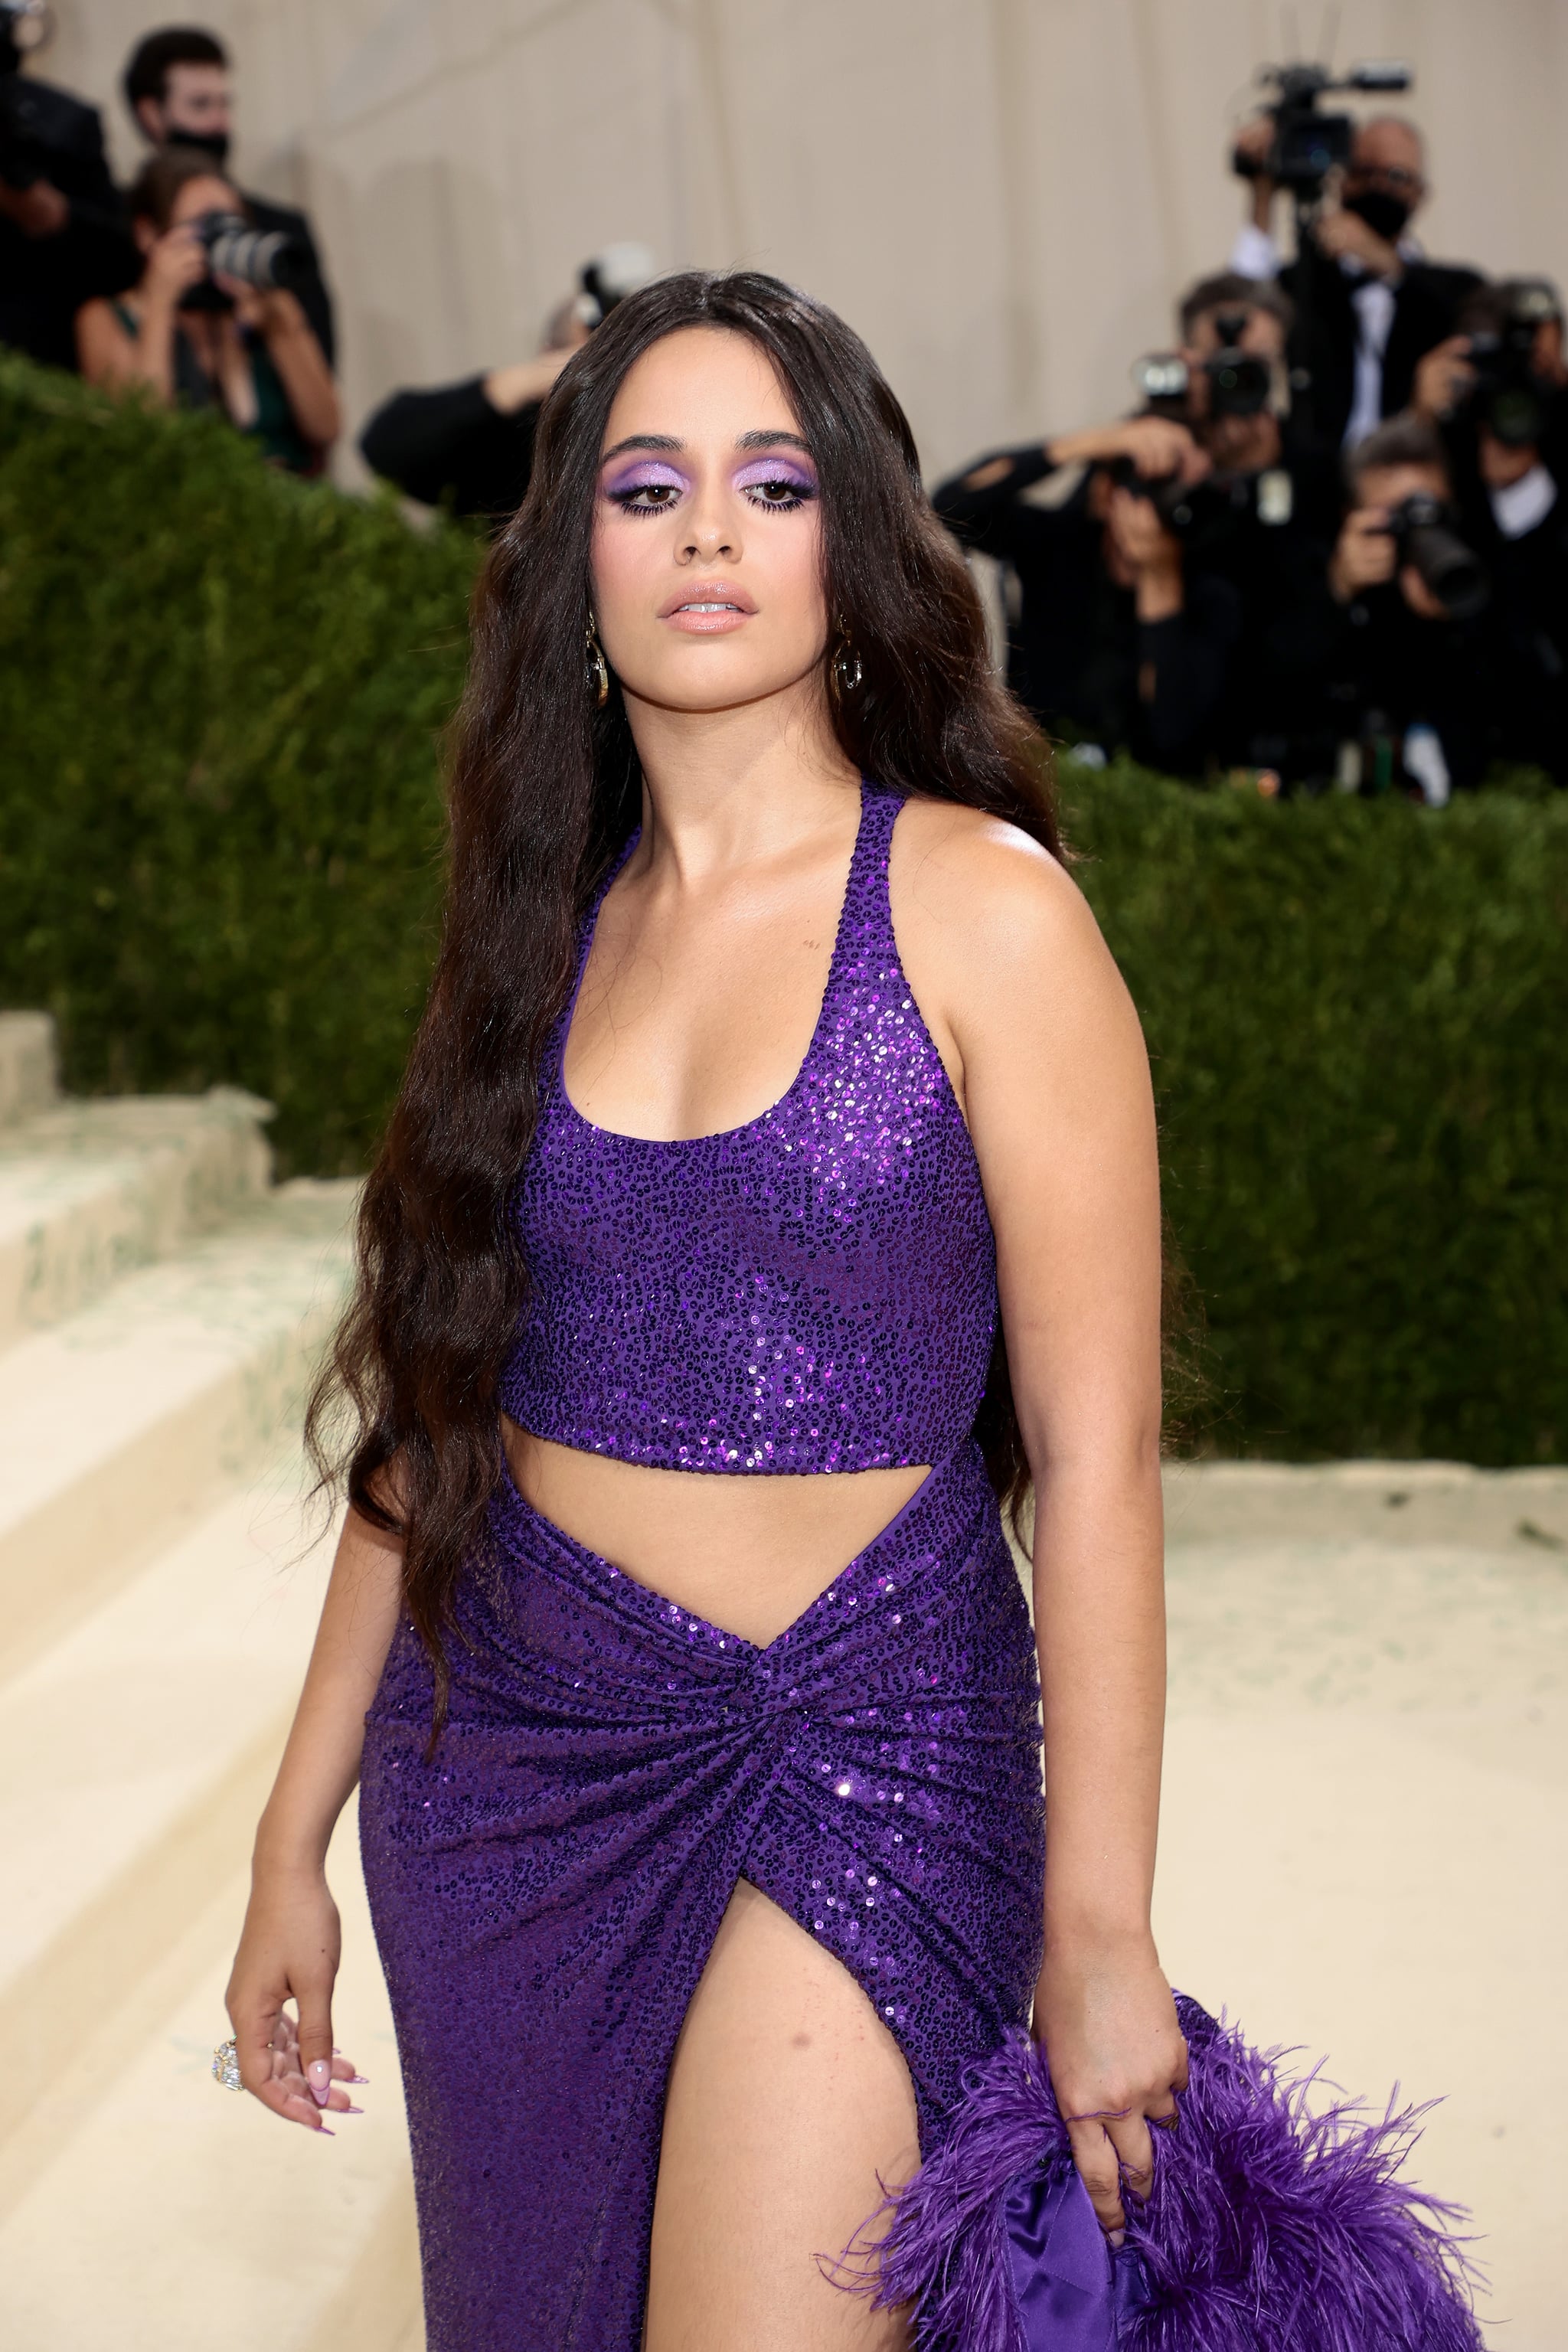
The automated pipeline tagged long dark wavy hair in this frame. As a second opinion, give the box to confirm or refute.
[309,270,1060,1722]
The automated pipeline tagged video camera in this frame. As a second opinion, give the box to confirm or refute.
[1234,57,1412,201]
[1463,279,1563,449]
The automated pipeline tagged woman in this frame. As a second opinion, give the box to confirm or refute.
[76,146,338,473]
[224,271,1184,2348]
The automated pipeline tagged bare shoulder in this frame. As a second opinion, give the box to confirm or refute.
[889,793,1111,995]
[890,795,1148,1129]
[74,297,125,368]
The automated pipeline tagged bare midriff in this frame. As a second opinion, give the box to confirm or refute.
[501,1420,931,1649]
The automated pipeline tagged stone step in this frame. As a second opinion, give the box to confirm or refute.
[0,1180,358,1682]
[0,1459,423,2347]
[0,1468,339,2151]
[0,1807,422,2352]
[0,1011,58,1126]
[0,1087,274,1353]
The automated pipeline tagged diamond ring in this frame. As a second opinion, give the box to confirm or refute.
[211,2037,243,2092]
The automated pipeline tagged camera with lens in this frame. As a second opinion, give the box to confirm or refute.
[1462,279,1563,448]
[1233,57,1411,200]
[1132,341,1272,424]
[1106,453,1194,534]
[178,207,308,311]
[1377,492,1488,619]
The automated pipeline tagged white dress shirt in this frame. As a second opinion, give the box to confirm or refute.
[1228,223,1425,446]
[1489,461,1558,540]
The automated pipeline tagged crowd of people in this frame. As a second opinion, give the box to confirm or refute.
[936,116,1568,799]
[4,13,1566,798]
[1,22,339,469]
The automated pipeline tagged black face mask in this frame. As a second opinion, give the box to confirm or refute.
[1342,187,1413,244]
[166,125,231,168]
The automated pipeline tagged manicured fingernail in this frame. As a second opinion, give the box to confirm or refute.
[345,2103,364,2115]
[307,2060,332,2108]
[1109,2229,1126,2249]
[350,2073,369,2085]
[316,2124,335,2137]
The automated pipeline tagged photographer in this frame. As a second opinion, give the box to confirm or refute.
[0,1,137,369]
[1318,413,1490,797]
[1170,275,1347,776]
[1416,278,1568,504]
[933,276,1334,776]
[123,25,335,368]
[358,243,654,524]
[75,145,338,472]
[1414,283,1568,784]
[932,410,1235,773]
[1231,114,1481,446]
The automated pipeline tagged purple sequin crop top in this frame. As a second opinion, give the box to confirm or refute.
[497,781,998,1473]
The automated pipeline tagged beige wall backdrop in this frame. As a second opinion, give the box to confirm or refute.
[41,0,1568,485]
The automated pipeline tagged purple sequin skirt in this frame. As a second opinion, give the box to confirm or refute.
[360,1439,1047,2352]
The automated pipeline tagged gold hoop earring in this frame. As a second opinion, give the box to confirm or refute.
[585,621,610,710]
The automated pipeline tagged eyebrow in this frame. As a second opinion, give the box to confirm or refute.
[599,429,814,464]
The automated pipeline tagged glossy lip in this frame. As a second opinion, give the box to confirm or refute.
[658,578,758,635]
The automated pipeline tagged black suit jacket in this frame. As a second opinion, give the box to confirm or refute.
[1282,238,1483,446]
[0,74,138,369]
[241,188,335,369]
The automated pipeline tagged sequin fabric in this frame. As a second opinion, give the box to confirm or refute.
[361,1441,1046,2352]
[362,779,1043,2348]
[496,779,998,1472]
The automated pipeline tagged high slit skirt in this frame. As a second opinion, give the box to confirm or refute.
[360,1439,1047,2352]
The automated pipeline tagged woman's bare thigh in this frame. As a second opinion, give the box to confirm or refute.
[644,1880,919,2352]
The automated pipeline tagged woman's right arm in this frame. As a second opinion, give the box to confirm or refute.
[224,1505,404,2130]
[77,227,205,403]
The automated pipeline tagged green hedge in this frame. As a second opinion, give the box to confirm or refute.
[0,356,469,1173]
[1069,765,1568,1462]
[2,355,1564,1463]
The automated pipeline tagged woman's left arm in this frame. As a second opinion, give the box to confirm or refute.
[254,287,341,451]
[895,801,1185,2237]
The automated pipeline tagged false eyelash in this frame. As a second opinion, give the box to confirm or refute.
[606,484,684,516]
[740,479,817,512]
[603,472,818,515]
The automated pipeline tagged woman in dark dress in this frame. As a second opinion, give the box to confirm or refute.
[76,145,338,473]
[221,271,1189,2347]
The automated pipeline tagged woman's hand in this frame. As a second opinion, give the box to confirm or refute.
[1034,1932,1188,2236]
[233,282,300,338]
[224,1861,361,2131]
[142,222,208,309]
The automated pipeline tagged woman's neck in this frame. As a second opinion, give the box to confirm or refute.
[622,678,859,886]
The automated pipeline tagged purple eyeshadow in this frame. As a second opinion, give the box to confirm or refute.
[734,455,817,492]
[603,459,688,496]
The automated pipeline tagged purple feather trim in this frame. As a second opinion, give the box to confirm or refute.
[834,1997,1484,2352]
